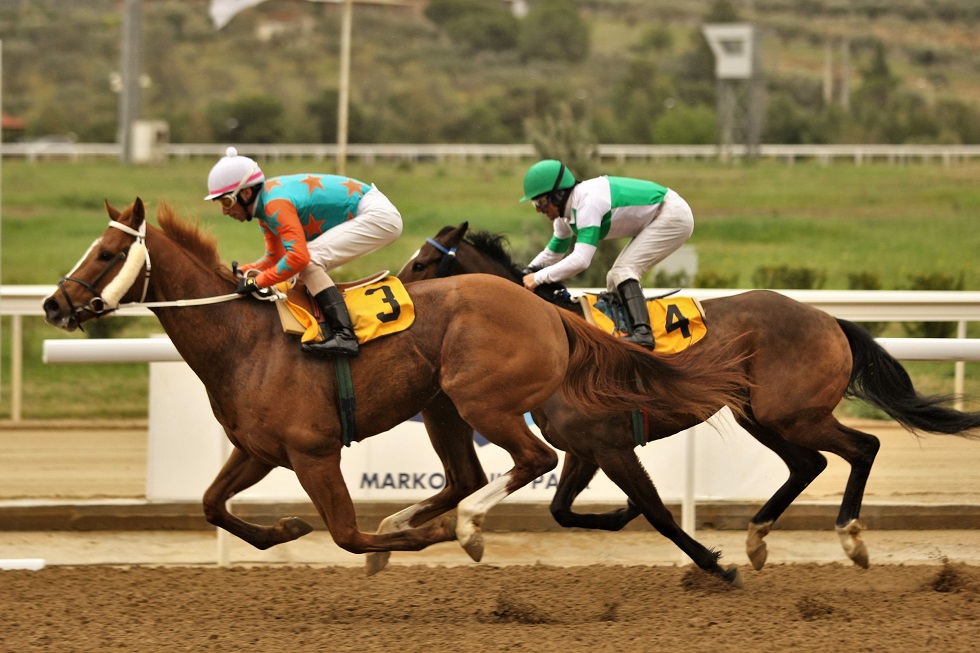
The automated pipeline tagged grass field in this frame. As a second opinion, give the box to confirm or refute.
[2,157,979,419]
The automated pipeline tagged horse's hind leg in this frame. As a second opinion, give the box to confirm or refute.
[737,419,829,570]
[366,396,489,575]
[823,419,880,568]
[741,416,879,569]
[453,413,558,562]
[203,446,315,549]
[550,452,641,531]
[597,448,742,587]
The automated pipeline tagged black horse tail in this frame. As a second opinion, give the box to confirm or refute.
[838,318,980,438]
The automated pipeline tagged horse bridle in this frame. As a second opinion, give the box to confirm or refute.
[424,237,461,278]
[57,220,151,323]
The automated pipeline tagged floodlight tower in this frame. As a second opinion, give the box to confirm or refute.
[702,24,764,161]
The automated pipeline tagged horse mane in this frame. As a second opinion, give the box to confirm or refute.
[457,227,580,312]
[464,229,524,281]
[155,202,236,283]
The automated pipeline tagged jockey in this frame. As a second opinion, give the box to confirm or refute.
[205,147,403,357]
[519,159,694,350]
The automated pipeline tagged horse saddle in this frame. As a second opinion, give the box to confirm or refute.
[273,271,416,345]
[579,292,707,354]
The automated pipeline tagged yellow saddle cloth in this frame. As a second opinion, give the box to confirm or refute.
[579,293,707,354]
[274,274,415,345]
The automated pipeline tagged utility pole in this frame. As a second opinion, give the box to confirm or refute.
[118,0,143,164]
[336,0,352,175]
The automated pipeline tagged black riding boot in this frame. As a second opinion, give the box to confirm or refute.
[301,287,360,357]
[617,279,655,350]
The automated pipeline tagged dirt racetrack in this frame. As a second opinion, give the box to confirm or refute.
[2,420,979,651]
[3,562,980,652]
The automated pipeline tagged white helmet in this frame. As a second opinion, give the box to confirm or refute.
[204,146,265,200]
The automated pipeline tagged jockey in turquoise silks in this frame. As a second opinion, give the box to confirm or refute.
[206,147,403,357]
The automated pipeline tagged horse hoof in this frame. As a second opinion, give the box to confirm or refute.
[364,552,391,576]
[848,541,870,569]
[746,541,768,571]
[745,521,771,571]
[837,520,870,569]
[462,532,484,562]
[722,566,744,588]
[282,517,315,540]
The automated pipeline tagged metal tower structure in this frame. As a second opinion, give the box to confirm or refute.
[702,24,765,161]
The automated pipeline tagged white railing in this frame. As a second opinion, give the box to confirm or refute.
[2,142,980,165]
[4,285,980,422]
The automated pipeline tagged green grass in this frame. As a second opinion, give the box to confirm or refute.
[3,157,980,419]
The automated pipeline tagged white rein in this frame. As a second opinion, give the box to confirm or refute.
[106,219,280,311]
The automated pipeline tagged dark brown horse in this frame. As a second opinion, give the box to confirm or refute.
[43,200,749,570]
[399,222,980,579]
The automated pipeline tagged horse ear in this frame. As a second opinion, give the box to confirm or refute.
[105,199,121,221]
[132,197,146,226]
[460,221,468,235]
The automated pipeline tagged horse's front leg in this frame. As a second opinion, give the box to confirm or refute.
[291,449,458,558]
[366,398,489,575]
[203,446,315,549]
[551,451,641,530]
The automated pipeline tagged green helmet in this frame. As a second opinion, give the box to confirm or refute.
[520,159,576,202]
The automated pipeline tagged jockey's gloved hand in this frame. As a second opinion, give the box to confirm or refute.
[235,276,272,298]
[521,265,541,276]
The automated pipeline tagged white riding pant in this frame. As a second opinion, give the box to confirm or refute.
[304,185,403,273]
[606,189,694,291]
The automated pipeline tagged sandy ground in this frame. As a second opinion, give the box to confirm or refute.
[1,420,979,652]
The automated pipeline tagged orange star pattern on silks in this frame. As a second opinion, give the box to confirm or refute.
[301,175,324,194]
[264,179,283,192]
[341,178,364,197]
[304,213,326,238]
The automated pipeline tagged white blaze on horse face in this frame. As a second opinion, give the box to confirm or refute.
[395,249,421,277]
[101,240,147,309]
[65,238,101,279]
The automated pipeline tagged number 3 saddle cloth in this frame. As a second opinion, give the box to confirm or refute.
[274,272,415,345]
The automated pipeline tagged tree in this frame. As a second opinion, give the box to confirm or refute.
[518,0,589,63]
[424,0,518,53]
[207,95,285,143]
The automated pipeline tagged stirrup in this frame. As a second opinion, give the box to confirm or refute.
[302,331,360,357]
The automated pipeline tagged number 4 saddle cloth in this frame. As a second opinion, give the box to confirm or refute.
[273,272,415,345]
[579,292,707,354]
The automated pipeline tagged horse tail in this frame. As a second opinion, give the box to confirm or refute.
[556,311,749,423]
[838,318,980,438]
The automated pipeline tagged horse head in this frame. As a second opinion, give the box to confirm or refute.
[401,223,581,314]
[397,222,470,281]
[43,198,150,331]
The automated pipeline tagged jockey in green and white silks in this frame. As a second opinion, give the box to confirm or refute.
[520,159,694,350]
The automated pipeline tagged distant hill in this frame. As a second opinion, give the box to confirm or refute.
[0,0,977,145]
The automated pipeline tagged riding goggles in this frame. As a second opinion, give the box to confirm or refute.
[532,196,550,209]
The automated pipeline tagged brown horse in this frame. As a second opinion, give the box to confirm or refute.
[43,199,749,570]
[399,222,980,579]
